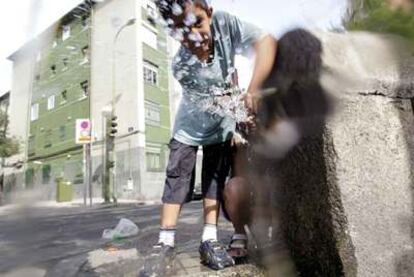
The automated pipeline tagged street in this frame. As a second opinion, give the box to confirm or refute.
[0,201,263,276]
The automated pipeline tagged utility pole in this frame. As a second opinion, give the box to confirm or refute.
[104,115,117,203]
[103,18,136,204]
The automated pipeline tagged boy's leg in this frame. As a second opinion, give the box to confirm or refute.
[199,140,235,270]
[140,139,197,276]
[202,198,220,241]
[223,145,251,234]
[223,177,250,234]
[161,204,181,228]
[203,198,219,224]
[222,145,251,260]
[159,139,198,245]
[201,140,233,228]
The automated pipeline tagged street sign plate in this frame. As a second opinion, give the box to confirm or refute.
[76,119,92,144]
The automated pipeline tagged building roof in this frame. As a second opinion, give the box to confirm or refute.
[7,1,91,61]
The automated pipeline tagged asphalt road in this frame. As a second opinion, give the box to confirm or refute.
[0,201,235,275]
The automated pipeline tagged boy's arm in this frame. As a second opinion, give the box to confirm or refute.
[246,35,278,114]
[224,12,278,114]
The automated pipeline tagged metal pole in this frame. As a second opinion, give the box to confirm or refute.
[87,144,92,206]
[111,33,116,205]
[83,144,87,206]
[103,114,109,202]
[88,0,94,207]
[109,18,136,205]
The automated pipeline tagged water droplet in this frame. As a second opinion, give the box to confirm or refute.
[184,12,197,26]
[172,3,183,16]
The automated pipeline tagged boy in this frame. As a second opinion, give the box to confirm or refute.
[145,0,277,273]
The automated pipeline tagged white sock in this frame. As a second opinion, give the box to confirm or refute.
[202,224,218,242]
[158,228,176,247]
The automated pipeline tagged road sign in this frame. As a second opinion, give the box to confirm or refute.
[76,119,92,144]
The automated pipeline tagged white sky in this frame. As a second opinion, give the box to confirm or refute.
[0,0,348,94]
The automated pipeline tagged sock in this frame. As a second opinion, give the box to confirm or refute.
[202,223,218,242]
[158,228,176,247]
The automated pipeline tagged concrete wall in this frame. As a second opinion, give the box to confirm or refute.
[272,31,414,277]
[322,32,414,277]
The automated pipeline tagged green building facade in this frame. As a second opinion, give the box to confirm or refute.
[26,10,91,194]
[142,4,171,173]
[20,0,172,200]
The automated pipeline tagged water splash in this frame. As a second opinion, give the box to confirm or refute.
[197,86,249,123]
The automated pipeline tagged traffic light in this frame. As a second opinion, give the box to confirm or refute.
[108,115,118,137]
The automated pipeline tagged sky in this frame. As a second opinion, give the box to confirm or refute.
[0,0,348,94]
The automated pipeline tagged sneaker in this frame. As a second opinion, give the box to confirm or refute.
[138,243,176,277]
[199,240,235,270]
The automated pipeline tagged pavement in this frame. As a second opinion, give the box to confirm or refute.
[0,200,265,277]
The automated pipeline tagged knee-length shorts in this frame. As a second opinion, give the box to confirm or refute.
[161,138,233,204]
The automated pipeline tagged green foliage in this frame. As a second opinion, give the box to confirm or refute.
[346,0,414,46]
[0,110,20,158]
[0,137,20,158]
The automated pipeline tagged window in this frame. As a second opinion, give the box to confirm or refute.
[28,136,36,156]
[61,90,67,103]
[146,152,161,171]
[81,16,89,28]
[59,126,66,141]
[44,129,52,148]
[81,46,89,64]
[64,160,83,185]
[142,25,158,49]
[146,3,158,24]
[62,57,69,67]
[31,103,39,121]
[25,168,34,188]
[35,74,40,81]
[42,164,51,184]
[51,65,56,75]
[47,95,55,110]
[145,100,160,126]
[80,80,89,98]
[62,25,71,41]
[143,62,158,86]
[74,173,84,184]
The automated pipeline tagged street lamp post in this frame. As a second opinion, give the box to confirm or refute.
[103,18,136,204]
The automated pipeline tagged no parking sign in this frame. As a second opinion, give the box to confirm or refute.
[76,119,92,144]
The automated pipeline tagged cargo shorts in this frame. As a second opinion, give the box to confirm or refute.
[161,138,233,204]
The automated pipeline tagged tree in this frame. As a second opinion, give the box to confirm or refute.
[0,110,19,158]
[345,0,414,47]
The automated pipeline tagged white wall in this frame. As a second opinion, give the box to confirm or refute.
[91,0,141,146]
[6,55,33,171]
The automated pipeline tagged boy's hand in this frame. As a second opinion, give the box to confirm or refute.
[246,115,257,132]
[244,92,261,115]
[231,131,248,147]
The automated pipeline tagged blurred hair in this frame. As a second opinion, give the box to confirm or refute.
[264,29,323,90]
[155,0,210,21]
[260,29,331,136]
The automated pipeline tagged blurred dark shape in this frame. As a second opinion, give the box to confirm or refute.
[254,29,333,158]
[244,29,344,276]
